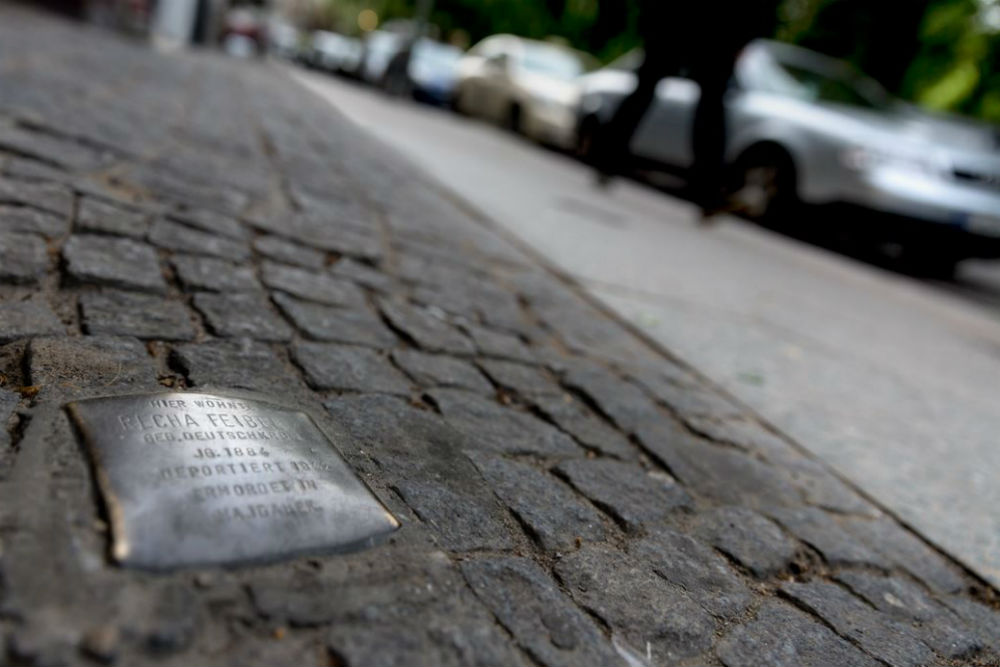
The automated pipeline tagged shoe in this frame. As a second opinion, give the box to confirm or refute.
[697,196,741,225]
[594,169,615,188]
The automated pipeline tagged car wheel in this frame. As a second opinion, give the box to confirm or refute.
[733,147,797,224]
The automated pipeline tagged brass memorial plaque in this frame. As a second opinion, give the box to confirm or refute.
[68,392,399,569]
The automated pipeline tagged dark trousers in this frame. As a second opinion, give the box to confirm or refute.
[597,52,734,208]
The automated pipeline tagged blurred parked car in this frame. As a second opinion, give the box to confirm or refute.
[307,31,362,75]
[577,40,1000,274]
[357,30,406,85]
[220,8,264,57]
[454,35,593,148]
[381,39,463,106]
[267,20,301,61]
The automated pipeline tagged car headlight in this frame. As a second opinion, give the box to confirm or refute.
[841,146,948,178]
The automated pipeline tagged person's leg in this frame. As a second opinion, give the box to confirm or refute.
[689,71,729,212]
[592,54,668,180]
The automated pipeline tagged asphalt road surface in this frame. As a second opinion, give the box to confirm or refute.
[292,67,1000,588]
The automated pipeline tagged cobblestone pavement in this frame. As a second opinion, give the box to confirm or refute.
[0,6,997,666]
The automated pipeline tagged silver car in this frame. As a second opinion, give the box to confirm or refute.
[578,40,1000,272]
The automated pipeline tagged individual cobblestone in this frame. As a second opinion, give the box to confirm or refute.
[519,284,651,363]
[834,571,981,658]
[171,339,301,392]
[412,277,525,334]
[842,515,966,595]
[476,359,562,398]
[430,388,580,456]
[0,231,48,283]
[943,597,1000,652]
[693,506,799,578]
[556,458,691,532]
[260,260,366,308]
[324,395,518,552]
[683,415,796,459]
[533,394,635,459]
[0,123,113,171]
[273,291,397,347]
[780,580,936,667]
[646,433,803,509]
[330,258,394,294]
[167,208,247,240]
[763,447,877,516]
[170,254,261,292]
[554,544,716,662]
[716,600,881,667]
[27,335,157,399]
[378,298,476,355]
[253,234,326,269]
[767,507,886,568]
[561,359,664,434]
[193,291,293,342]
[0,298,63,342]
[0,175,72,217]
[0,203,68,237]
[392,349,492,393]
[297,218,381,261]
[460,322,535,362]
[63,234,167,293]
[471,455,606,551]
[148,217,251,262]
[76,196,149,238]
[461,557,627,667]
[631,527,753,618]
[79,290,195,340]
[628,366,743,421]
[292,342,410,394]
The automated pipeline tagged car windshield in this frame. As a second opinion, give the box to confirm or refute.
[520,45,584,80]
[739,45,891,110]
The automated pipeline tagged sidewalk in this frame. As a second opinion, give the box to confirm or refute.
[0,5,997,666]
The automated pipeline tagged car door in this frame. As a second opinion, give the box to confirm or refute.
[631,76,700,168]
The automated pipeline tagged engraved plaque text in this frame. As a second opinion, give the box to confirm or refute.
[68,392,399,569]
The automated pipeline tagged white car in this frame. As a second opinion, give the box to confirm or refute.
[454,34,592,148]
[308,31,363,74]
[356,30,406,85]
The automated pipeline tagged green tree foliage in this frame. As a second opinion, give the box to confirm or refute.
[780,0,1000,121]
[905,0,1000,121]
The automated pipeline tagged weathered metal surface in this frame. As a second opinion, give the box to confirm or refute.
[67,392,398,569]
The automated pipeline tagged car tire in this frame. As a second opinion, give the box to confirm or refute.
[733,147,797,224]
